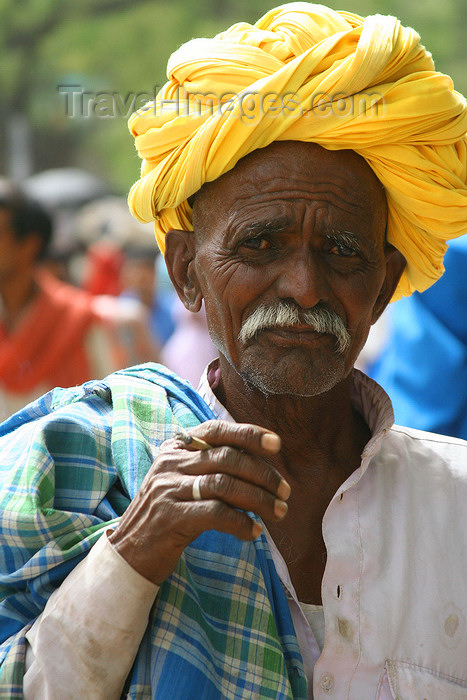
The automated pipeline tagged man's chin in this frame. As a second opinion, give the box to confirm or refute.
[238,353,348,398]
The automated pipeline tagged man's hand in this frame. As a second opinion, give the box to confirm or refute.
[108,420,290,584]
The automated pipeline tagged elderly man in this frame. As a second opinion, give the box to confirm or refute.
[1,4,466,699]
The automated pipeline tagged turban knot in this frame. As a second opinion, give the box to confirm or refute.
[128,2,467,299]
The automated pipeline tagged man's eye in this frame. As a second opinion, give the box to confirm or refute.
[242,236,271,250]
[330,243,357,257]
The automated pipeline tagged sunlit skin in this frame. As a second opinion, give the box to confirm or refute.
[110,142,405,604]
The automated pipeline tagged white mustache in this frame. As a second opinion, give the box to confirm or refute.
[238,302,350,353]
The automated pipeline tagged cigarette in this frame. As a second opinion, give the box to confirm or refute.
[175,428,212,451]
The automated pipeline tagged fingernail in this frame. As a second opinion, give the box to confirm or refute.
[252,522,263,538]
[277,479,291,501]
[261,432,281,452]
[274,499,288,518]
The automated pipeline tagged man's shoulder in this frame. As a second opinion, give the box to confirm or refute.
[390,423,466,454]
[370,425,466,545]
[0,363,211,441]
[386,423,466,480]
[0,364,213,498]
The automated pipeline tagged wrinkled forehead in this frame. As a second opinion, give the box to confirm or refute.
[192,141,387,235]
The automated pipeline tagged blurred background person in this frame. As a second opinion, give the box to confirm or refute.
[22,167,112,286]
[120,246,176,348]
[75,195,216,384]
[119,244,216,386]
[74,196,162,369]
[0,180,118,420]
[365,236,467,440]
[160,299,217,388]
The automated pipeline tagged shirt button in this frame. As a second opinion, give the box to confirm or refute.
[319,672,335,693]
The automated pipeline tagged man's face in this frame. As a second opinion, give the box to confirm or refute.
[0,208,22,285]
[189,141,392,397]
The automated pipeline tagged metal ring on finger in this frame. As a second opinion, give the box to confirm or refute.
[192,474,204,501]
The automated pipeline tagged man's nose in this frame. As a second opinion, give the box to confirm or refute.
[274,254,329,308]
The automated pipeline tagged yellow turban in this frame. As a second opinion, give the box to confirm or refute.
[128,2,467,300]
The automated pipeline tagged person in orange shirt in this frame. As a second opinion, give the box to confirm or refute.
[0,181,118,419]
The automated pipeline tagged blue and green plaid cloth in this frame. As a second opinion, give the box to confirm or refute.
[0,364,307,698]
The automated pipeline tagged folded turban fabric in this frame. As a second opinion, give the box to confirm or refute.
[128,2,467,299]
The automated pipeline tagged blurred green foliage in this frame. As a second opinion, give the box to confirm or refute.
[1,0,465,193]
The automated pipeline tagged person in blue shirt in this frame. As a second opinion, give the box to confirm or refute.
[369,236,467,439]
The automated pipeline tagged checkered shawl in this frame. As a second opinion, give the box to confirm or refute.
[0,364,307,699]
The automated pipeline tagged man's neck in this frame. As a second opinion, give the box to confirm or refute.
[212,354,371,605]
[214,355,370,485]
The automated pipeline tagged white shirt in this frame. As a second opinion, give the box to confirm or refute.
[24,368,467,699]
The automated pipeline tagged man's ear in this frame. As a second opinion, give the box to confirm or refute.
[164,229,203,312]
[371,244,407,323]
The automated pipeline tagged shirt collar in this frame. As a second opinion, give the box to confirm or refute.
[197,359,232,422]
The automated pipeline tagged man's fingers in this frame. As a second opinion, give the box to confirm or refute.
[187,420,282,456]
[176,500,265,542]
[158,444,289,501]
[187,472,288,523]
[204,445,284,497]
